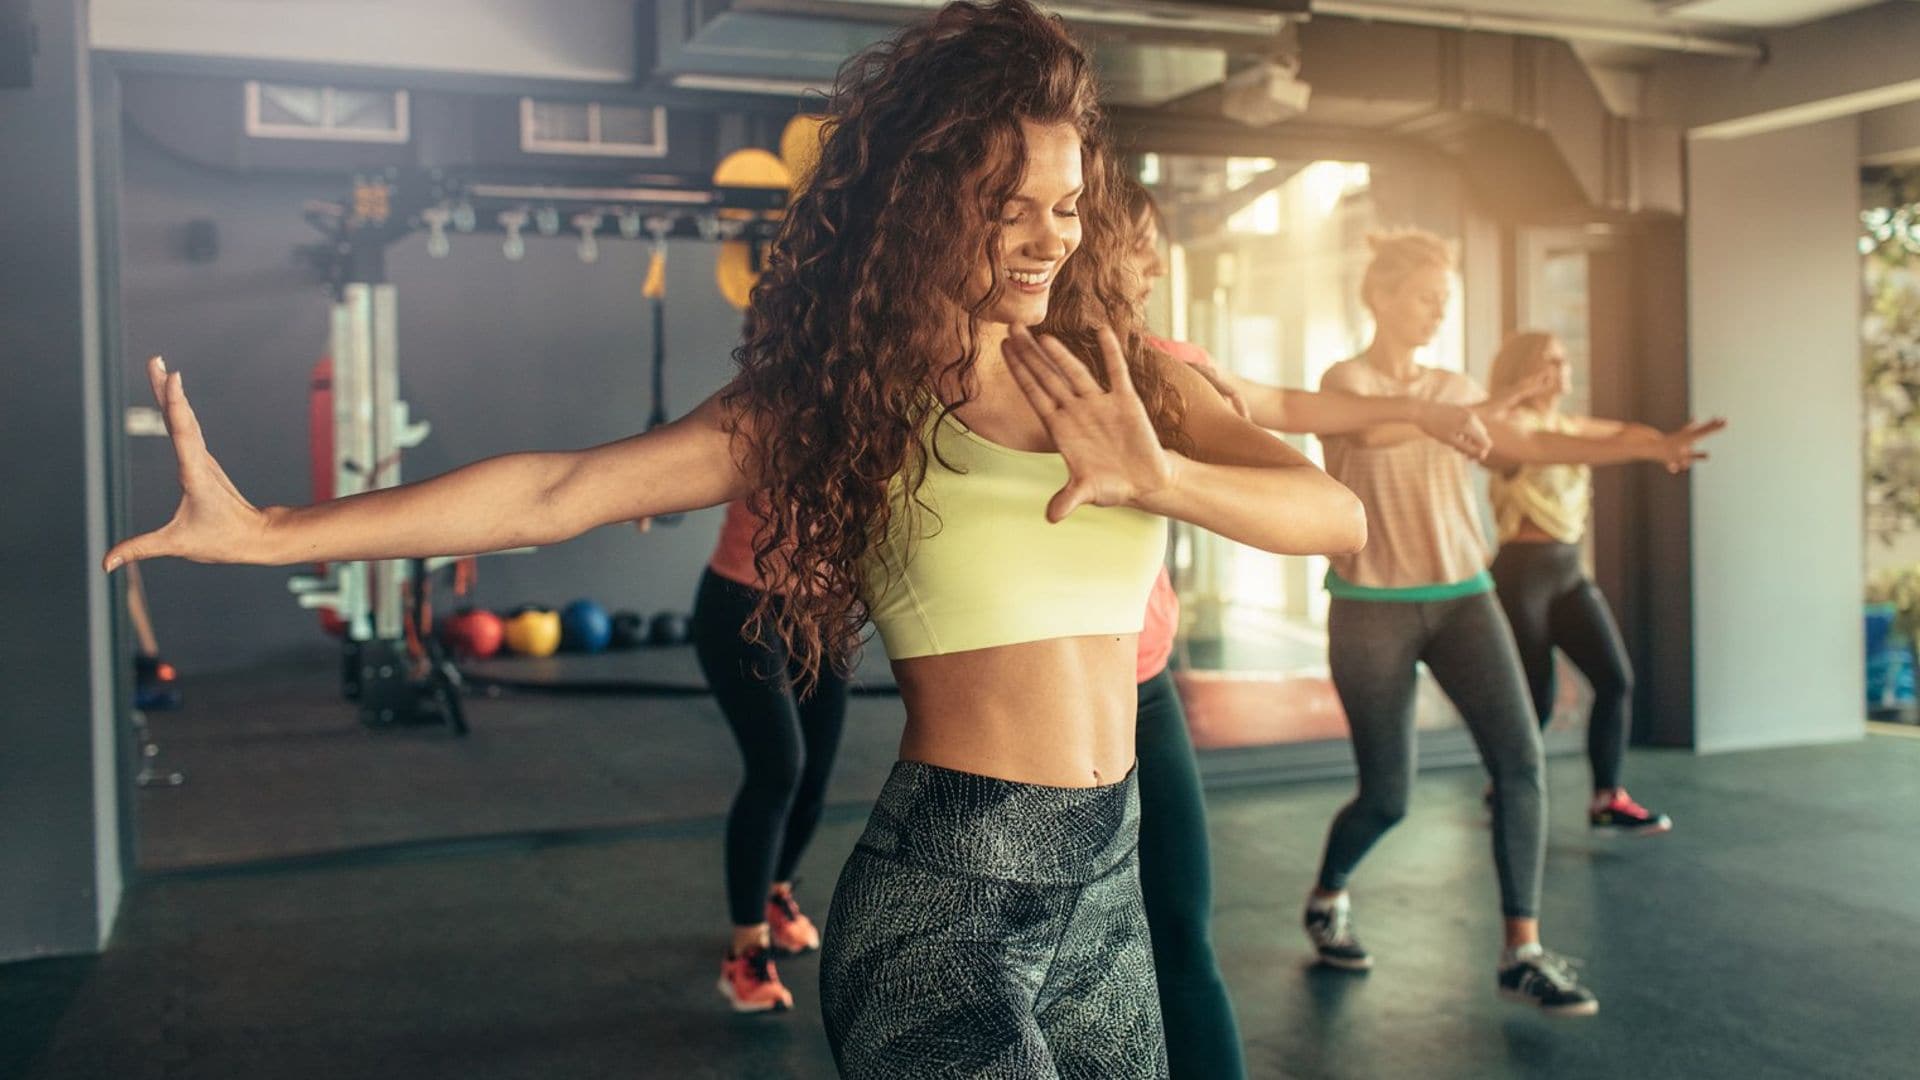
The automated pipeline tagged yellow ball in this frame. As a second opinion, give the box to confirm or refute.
[503,609,562,658]
[779,114,829,193]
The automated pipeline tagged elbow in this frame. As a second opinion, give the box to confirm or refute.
[1330,490,1368,555]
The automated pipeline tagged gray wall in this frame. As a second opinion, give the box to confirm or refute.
[1,0,126,961]
[121,129,750,673]
[1686,118,1866,753]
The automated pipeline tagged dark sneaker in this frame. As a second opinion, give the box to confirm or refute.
[1498,949,1599,1016]
[1303,898,1373,971]
[1590,789,1673,836]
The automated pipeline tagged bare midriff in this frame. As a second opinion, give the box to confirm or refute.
[891,633,1139,789]
[1506,516,1561,545]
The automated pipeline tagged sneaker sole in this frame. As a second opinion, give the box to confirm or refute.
[716,977,791,1014]
[1314,952,1374,972]
[1591,819,1674,837]
[770,941,820,957]
[1499,988,1599,1017]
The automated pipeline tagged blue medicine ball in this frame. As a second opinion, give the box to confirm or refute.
[560,599,613,654]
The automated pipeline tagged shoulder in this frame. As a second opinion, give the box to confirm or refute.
[1319,357,1368,392]
[1146,335,1217,371]
[1503,407,1552,433]
[1430,368,1486,405]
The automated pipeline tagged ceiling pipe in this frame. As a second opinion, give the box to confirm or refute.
[1313,1,1766,59]
[733,0,1297,37]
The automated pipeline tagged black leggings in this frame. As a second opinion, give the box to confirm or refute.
[1135,670,1245,1080]
[690,569,851,927]
[820,761,1165,1079]
[1490,542,1634,792]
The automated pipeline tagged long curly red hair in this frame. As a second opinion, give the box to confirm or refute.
[725,0,1187,686]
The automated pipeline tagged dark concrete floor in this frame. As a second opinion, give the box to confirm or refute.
[7,737,1918,1080]
[130,650,910,869]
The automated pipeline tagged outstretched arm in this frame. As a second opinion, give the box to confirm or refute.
[1481,415,1727,474]
[1224,372,1492,459]
[1003,327,1366,557]
[106,357,753,571]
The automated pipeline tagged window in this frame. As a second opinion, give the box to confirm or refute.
[519,99,667,158]
[245,82,409,144]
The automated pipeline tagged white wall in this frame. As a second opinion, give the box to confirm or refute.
[1687,116,1865,753]
[91,0,635,83]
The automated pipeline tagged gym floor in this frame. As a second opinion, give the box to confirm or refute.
[128,648,907,870]
[5,681,1917,1079]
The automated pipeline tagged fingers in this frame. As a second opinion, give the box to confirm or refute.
[1005,337,1059,419]
[164,371,212,474]
[1684,417,1729,440]
[1021,326,1101,399]
[1006,326,1075,409]
[1457,416,1493,459]
[146,357,170,418]
[1046,480,1091,524]
[1094,327,1135,398]
[105,526,170,573]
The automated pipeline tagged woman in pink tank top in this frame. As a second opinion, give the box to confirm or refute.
[692,497,852,1013]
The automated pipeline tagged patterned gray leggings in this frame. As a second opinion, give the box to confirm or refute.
[820,760,1168,1079]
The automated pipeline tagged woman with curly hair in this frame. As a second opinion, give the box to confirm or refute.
[106,2,1363,1073]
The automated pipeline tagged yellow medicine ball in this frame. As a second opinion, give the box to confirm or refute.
[503,609,562,658]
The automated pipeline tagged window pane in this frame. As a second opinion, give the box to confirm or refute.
[597,104,660,147]
[528,101,591,143]
[332,89,400,132]
[258,84,323,127]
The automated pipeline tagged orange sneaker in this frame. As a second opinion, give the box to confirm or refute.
[717,946,792,1013]
[766,884,821,955]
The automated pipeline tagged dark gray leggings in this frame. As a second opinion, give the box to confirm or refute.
[1316,590,1546,919]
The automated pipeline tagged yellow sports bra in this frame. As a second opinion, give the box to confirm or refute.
[858,411,1167,659]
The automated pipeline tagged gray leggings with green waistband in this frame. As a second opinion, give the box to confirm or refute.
[1316,590,1547,918]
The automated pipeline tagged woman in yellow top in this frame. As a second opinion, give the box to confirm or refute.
[1485,332,1723,835]
[105,3,1363,1075]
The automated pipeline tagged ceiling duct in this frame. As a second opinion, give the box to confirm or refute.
[647,0,1309,107]
[645,1,1684,219]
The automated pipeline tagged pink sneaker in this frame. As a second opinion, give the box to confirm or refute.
[1590,789,1673,835]
[717,946,793,1013]
[766,883,822,955]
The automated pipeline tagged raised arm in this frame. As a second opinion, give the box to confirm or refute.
[105,357,754,571]
[1004,327,1366,557]
[1481,414,1727,474]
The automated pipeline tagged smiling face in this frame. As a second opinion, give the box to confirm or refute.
[974,120,1085,327]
